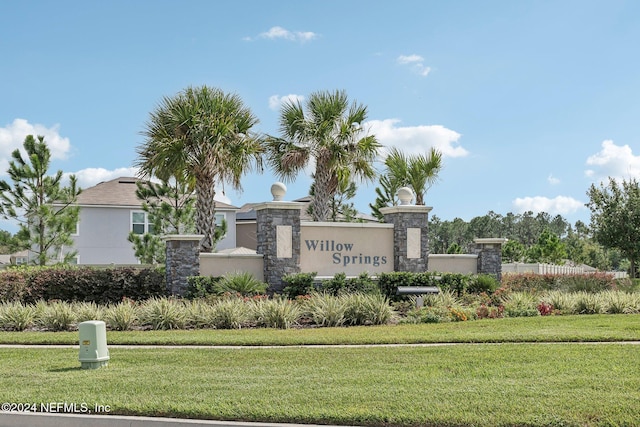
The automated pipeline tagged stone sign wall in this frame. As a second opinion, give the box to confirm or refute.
[299,222,394,276]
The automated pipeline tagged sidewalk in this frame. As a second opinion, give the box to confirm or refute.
[0,413,356,427]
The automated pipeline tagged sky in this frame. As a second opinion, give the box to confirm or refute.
[1,0,640,233]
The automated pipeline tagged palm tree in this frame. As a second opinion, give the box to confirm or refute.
[136,85,263,252]
[385,146,443,205]
[267,90,380,221]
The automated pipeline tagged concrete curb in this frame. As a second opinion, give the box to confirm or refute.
[0,413,355,427]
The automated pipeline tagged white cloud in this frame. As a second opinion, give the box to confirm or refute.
[66,167,139,189]
[250,26,319,43]
[585,140,640,180]
[268,94,305,111]
[548,174,560,185]
[397,54,431,77]
[397,54,424,64]
[512,196,585,216]
[0,118,72,173]
[367,119,468,158]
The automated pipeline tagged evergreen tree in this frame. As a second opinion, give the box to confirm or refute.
[587,177,640,277]
[127,178,228,264]
[0,135,81,265]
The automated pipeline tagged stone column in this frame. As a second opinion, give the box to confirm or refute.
[254,183,303,293]
[380,188,432,273]
[163,235,202,295]
[473,238,508,280]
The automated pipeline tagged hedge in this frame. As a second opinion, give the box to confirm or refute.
[0,266,167,304]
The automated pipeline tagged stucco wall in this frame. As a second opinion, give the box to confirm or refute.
[199,253,264,281]
[215,210,237,251]
[299,222,394,276]
[73,206,138,264]
[236,221,257,250]
[428,254,478,274]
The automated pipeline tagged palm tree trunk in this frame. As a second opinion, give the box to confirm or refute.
[196,177,217,252]
[311,156,335,221]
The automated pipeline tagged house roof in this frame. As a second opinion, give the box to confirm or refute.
[236,195,378,222]
[76,177,238,209]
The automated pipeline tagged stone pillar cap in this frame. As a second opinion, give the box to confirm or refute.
[161,234,204,242]
[474,238,508,245]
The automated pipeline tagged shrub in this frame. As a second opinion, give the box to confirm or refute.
[184,276,222,299]
[0,266,167,304]
[252,298,301,329]
[38,300,76,331]
[281,272,317,299]
[557,273,615,293]
[615,278,640,293]
[502,272,615,294]
[0,301,35,331]
[476,304,504,319]
[401,306,451,324]
[319,272,378,296]
[0,269,30,302]
[216,271,268,296]
[437,273,471,296]
[140,298,187,330]
[105,299,139,331]
[304,293,346,327]
[537,302,554,316]
[468,274,499,294]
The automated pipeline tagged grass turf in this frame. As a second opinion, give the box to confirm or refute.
[1,344,639,426]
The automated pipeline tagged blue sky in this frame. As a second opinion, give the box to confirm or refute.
[1,0,640,232]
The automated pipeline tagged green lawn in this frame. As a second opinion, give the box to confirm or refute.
[1,315,639,426]
[1,314,639,345]
[1,344,639,426]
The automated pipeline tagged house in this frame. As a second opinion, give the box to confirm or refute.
[69,177,238,264]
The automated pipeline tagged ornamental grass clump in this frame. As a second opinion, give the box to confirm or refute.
[140,297,187,330]
[38,300,76,331]
[0,301,35,331]
[208,298,251,329]
[73,301,105,323]
[105,299,139,331]
[342,293,394,326]
[541,291,575,314]
[599,290,640,314]
[573,291,604,314]
[304,293,347,327]
[502,292,539,317]
[252,297,301,329]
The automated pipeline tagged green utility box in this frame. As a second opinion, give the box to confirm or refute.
[78,320,109,369]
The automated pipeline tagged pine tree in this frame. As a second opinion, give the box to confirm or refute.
[0,135,81,265]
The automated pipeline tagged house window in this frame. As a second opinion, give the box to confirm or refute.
[215,213,226,238]
[215,213,225,226]
[131,211,153,234]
